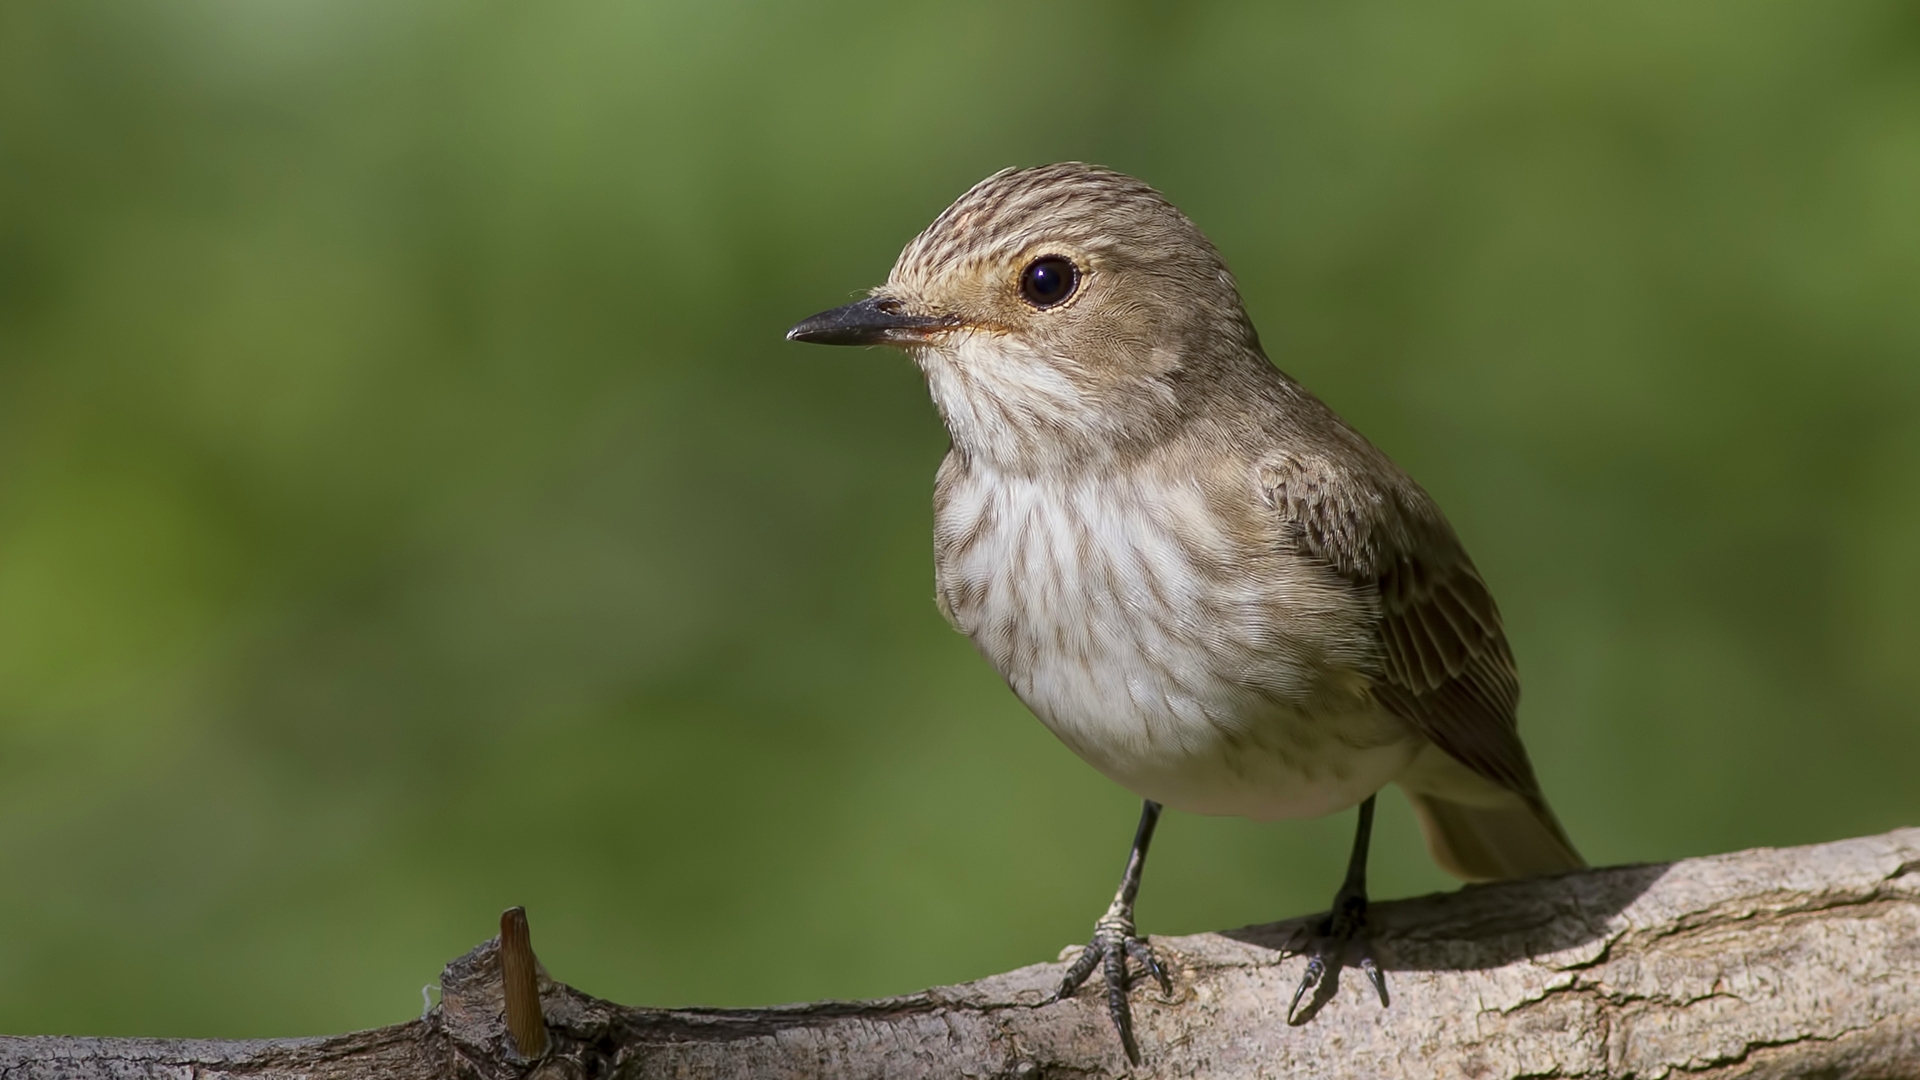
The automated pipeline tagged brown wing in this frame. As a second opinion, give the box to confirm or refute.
[1263,451,1546,809]
[1366,552,1545,807]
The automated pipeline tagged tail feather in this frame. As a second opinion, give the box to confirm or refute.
[1408,794,1585,883]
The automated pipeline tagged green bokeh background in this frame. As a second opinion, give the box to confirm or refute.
[3,0,1918,1038]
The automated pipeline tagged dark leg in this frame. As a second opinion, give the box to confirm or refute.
[1051,799,1172,1065]
[1288,794,1390,1023]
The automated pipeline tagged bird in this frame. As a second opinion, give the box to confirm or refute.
[786,162,1583,1064]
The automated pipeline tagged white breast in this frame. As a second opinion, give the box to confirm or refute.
[934,464,1417,821]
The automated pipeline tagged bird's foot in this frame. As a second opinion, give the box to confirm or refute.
[1051,905,1172,1065]
[1286,882,1389,1024]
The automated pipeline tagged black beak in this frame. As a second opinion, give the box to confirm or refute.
[786,296,953,347]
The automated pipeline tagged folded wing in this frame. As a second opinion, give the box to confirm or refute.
[1262,449,1583,881]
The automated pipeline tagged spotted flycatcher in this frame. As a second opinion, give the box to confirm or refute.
[788,163,1582,1064]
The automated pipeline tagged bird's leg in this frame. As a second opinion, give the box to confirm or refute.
[1288,794,1390,1023]
[1052,799,1172,1065]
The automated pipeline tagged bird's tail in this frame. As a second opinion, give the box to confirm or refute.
[1407,794,1585,883]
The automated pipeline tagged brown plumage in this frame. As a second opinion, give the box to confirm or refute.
[789,162,1581,1062]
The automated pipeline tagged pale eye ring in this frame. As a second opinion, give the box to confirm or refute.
[1018,256,1079,308]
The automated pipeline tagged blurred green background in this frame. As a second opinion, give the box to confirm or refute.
[3,0,1918,1039]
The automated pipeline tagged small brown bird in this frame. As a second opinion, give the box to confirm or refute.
[788,163,1581,1063]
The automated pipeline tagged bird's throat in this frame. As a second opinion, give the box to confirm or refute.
[914,336,1177,475]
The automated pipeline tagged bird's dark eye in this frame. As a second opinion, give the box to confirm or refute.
[1019,256,1079,308]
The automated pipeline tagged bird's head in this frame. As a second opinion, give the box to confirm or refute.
[788,163,1264,472]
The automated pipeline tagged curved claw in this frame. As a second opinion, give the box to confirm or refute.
[1287,955,1326,1024]
[1103,944,1138,1064]
[1125,937,1173,995]
[1360,955,1390,1007]
[1052,940,1105,1003]
[1053,928,1171,1066]
[1287,887,1391,1024]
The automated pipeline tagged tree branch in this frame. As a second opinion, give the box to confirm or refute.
[7,829,1918,1079]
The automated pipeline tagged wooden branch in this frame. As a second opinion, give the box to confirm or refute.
[7,829,1918,1079]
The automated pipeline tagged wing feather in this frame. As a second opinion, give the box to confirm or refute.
[1262,453,1547,808]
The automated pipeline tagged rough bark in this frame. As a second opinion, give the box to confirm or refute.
[5,829,1917,1079]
